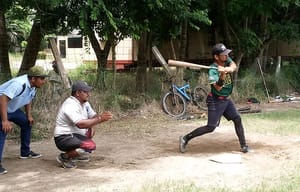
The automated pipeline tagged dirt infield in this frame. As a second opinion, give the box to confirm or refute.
[1,101,300,192]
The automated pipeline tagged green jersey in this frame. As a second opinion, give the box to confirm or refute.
[208,57,233,97]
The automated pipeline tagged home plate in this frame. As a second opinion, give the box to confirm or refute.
[209,153,242,164]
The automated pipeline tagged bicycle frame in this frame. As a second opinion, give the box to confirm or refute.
[172,83,191,101]
[162,80,208,117]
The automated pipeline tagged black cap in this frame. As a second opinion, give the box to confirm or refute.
[71,81,93,92]
[212,43,232,55]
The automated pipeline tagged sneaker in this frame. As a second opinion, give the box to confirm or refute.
[19,151,42,159]
[0,164,8,175]
[71,155,90,162]
[179,136,188,153]
[56,154,77,169]
[240,145,250,153]
[75,148,87,155]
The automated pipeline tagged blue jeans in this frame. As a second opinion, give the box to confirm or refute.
[0,109,32,161]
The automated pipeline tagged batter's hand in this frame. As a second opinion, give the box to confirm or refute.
[218,66,226,73]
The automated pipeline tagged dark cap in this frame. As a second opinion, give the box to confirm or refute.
[212,43,232,55]
[72,81,93,92]
[27,66,50,77]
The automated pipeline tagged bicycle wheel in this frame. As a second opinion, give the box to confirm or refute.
[193,86,208,110]
[162,92,187,117]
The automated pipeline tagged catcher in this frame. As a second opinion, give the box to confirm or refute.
[54,81,113,168]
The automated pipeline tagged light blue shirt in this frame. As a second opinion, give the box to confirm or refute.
[0,75,36,113]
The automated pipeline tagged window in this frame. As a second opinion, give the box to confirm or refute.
[68,37,82,48]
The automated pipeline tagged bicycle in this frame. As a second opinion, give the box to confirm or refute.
[161,76,208,118]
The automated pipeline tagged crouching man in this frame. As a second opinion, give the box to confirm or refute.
[54,81,113,168]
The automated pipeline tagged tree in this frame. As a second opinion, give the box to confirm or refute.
[6,5,32,52]
[0,0,13,81]
[18,0,67,74]
[132,0,211,93]
[210,0,300,71]
[64,0,126,90]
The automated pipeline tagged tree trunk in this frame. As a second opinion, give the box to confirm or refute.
[136,32,149,93]
[179,19,188,60]
[112,40,117,90]
[233,52,245,87]
[87,31,111,90]
[177,19,188,85]
[220,0,232,46]
[170,40,177,59]
[18,20,44,75]
[0,10,11,81]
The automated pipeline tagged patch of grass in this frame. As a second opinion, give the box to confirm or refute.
[242,109,300,135]
[129,167,300,192]
[68,62,97,85]
[56,168,300,192]
[138,180,233,192]
[242,165,300,192]
[139,181,198,192]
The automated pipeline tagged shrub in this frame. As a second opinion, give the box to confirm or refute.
[37,51,47,60]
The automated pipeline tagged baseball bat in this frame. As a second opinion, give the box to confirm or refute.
[168,59,215,69]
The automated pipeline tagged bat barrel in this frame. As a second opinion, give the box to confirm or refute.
[168,59,211,69]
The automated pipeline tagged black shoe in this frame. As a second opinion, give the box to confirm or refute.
[240,145,250,153]
[20,151,42,159]
[179,136,188,153]
[0,164,8,175]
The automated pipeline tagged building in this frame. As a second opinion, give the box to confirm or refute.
[45,35,137,71]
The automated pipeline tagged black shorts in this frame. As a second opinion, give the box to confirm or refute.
[54,133,96,152]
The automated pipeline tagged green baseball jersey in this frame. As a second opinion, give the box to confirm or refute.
[208,57,233,97]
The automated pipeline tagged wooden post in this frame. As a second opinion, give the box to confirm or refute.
[257,58,271,102]
[48,38,71,89]
[151,46,173,77]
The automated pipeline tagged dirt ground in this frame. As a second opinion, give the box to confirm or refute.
[1,99,300,192]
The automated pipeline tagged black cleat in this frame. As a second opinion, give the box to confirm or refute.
[240,145,250,153]
[179,136,188,153]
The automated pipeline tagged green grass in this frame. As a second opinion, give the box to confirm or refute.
[242,109,300,135]
[138,181,230,192]
[129,166,300,192]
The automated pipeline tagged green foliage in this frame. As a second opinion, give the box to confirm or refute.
[232,70,266,103]
[270,21,300,42]
[266,73,293,97]
[36,51,47,59]
[239,29,263,55]
[69,64,162,111]
[5,4,32,52]
[146,71,166,100]
[225,0,300,63]
[68,62,97,86]
[282,58,300,92]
